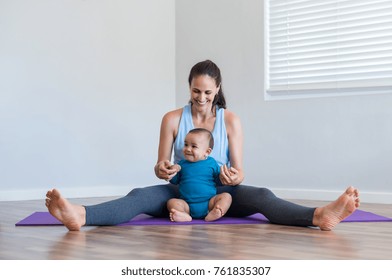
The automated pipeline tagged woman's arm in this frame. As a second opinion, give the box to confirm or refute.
[220,110,244,186]
[154,109,182,180]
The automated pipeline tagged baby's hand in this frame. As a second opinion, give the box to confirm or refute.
[169,164,181,173]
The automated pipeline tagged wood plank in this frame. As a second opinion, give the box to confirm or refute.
[1,197,391,260]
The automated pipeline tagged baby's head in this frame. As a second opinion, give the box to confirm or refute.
[183,128,214,162]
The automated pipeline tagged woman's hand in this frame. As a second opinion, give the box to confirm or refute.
[155,160,179,181]
[219,165,243,186]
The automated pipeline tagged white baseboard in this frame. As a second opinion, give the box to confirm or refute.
[270,188,392,204]
[0,185,138,202]
[0,185,391,204]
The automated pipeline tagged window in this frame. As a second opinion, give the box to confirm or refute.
[265,0,392,100]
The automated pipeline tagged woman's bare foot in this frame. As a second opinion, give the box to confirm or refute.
[169,209,192,222]
[205,205,224,222]
[313,186,360,231]
[45,189,86,231]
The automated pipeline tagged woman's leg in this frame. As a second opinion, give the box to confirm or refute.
[46,184,179,230]
[217,185,360,229]
[218,185,315,226]
[85,184,179,225]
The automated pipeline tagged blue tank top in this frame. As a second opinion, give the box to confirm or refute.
[173,104,230,167]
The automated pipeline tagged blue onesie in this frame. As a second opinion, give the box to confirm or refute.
[170,157,220,219]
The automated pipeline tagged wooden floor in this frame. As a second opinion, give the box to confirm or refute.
[1,196,391,260]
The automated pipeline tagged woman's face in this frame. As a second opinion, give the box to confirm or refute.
[189,75,220,110]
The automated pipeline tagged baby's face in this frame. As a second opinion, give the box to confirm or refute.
[182,133,211,162]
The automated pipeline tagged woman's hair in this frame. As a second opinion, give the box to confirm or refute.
[188,60,227,111]
[188,128,214,149]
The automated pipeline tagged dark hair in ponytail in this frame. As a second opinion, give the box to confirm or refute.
[188,60,227,111]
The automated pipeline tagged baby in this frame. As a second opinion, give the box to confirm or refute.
[167,128,232,222]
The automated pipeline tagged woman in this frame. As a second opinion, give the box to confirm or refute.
[46,60,360,231]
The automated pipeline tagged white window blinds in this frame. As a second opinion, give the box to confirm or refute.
[265,0,392,99]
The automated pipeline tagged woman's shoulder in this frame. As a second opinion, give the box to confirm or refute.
[223,109,241,127]
[223,108,238,118]
[160,107,185,141]
[162,107,183,124]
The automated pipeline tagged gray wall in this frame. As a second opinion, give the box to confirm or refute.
[0,0,175,200]
[176,0,392,203]
[1,0,391,203]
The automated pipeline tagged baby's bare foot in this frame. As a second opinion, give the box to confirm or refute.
[205,205,224,222]
[169,209,192,222]
[45,189,86,231]
[313,186,360,231]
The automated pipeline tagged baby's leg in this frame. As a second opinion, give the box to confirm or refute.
[167,198,192,222]
[205,192,232,222]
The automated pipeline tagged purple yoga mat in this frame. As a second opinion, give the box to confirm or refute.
[15,209,392,227]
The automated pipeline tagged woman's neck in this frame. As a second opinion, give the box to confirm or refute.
[191,104,216,130]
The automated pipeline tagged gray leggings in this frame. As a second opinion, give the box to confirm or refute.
[85,184,316,227]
